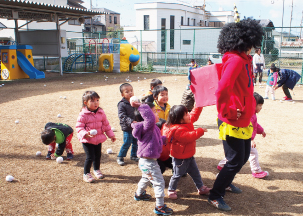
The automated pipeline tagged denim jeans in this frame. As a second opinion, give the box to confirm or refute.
[118,131,138,158]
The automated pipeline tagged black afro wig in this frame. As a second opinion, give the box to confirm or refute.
[217,18,264,54]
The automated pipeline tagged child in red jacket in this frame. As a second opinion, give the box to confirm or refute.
[208,18,264,211]
[163,105,211,200]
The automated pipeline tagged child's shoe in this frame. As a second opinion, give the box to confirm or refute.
[130,156,139,162]
[217,165,223,171]
[66,153,73,160]
[284,97,293,102]
[134,190,152,201]
[93,170,104,179]
[198,185,212,195]
[252,171,269,179]
[168,190,177,200]
[83,173,95,183]
[225,183,242,193]
[208,197,231,211]
[46,151,52,159]
[117,157,125,166]
[154,204,173,215]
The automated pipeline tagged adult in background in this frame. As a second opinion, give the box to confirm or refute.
[208,18,263,211]
[274,68,301,101]
[253,48,266,86]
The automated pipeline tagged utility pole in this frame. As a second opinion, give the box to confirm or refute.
[288,0,293,41]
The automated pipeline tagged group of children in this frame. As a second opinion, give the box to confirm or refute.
[39,18,301,214]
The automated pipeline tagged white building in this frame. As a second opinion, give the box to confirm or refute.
[124,2,235,54]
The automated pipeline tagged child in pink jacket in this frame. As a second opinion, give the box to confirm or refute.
[217,92,268,179]
[76,91,116,183]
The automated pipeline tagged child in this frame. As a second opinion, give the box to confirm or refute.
[76,91,116,183]
[207,59,214,65]
[217,92,268,178]
[41,122,74,160]
[117,83,139,166]
[264,64,278,100]
[274,68,301,101]
[208,18,264,211]
[153,85,170,120]
[181,88,195,113]
[186,59,198,89]
[163,105,211,200]
[141,78,162,103]
[131,102,173,215]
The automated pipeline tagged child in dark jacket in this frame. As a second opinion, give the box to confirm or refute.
[117,83,139,166]
[141,78,162,103]
[131,102,173,215]
[163,105,211,200]
[41,122,74,160]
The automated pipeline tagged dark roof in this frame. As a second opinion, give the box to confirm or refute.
[258,19,274,28]
[0,0,106,21]
[92,8,120,14]
[68,0,86,9]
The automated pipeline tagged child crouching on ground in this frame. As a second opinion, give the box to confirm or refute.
[132,102,173,215]
[41,122,74,160]
[163,105,211,199]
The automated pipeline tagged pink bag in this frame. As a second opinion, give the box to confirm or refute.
[190,64,222,107]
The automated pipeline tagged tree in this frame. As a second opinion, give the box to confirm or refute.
[106,26,124,39]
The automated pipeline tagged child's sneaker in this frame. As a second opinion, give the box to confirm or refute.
[225,183,242,193]
[66,153,73,160]
[83,173,95,183]
[93,170,104,179]
[134,190,152,201]
[168,190,177,200]
[154,204,173,215]
[130,156,139,162]
[46,151,52,159]
[217,165,223,171]
[198,185,212,195]
[117,157,125,166]
[208,197,231,211]
[284,97,293,102]
[252,171,269,179]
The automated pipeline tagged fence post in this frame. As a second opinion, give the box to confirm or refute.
[140,30,143,67]
[193,29,195,59]
[165,30,167,73]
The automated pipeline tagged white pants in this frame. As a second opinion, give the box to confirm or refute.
[136,158,165,207]
[218,147,262,173]
[265,85,275,100]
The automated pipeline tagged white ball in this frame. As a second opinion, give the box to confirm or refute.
[56,157,63,163]
[71,82,74,84]
[292,101,295,104]
[175,78,177,81]
[107,148,113,154]
[130,96,139,103]
[80,83,83,85]
[15,120,19,124]
[105,79,107,81]
[265,171,269,176]
[90,129,97,136]
[63,96,67,99]
[44,84,46,87]
[111,127,117,132]
[138,77,140,79]
[144,77,146,79]
[36,151,41,156]
[6,175,14,182]
[2,84,4,86]
[280,100,283,103]
[57,114,62,118]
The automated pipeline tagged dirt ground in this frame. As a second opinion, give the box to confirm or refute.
[0,71,302,216]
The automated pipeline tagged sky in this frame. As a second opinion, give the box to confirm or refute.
[83,0,303,36]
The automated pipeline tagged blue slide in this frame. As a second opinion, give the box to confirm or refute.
[17,51,45,79]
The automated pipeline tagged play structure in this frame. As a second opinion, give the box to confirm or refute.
[62,37,140,73]
[0,44,45,80]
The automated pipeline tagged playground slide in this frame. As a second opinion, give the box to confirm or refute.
[17,51,45,79]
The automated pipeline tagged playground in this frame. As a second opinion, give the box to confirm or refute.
[1,72,303,215]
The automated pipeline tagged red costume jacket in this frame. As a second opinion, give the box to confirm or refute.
[216,51,256,127]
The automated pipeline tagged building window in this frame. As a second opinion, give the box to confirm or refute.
[199,20,202,26]
[109,16,112,23]
[205,21,207,26]
[161,18,166,52]
[181,16,183,25]
[114,16,117,24]
[144,15,150,30]
[183,40,191,45]
[187,17,190,26]
[193,19,196,26]
[170,15,174,49]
